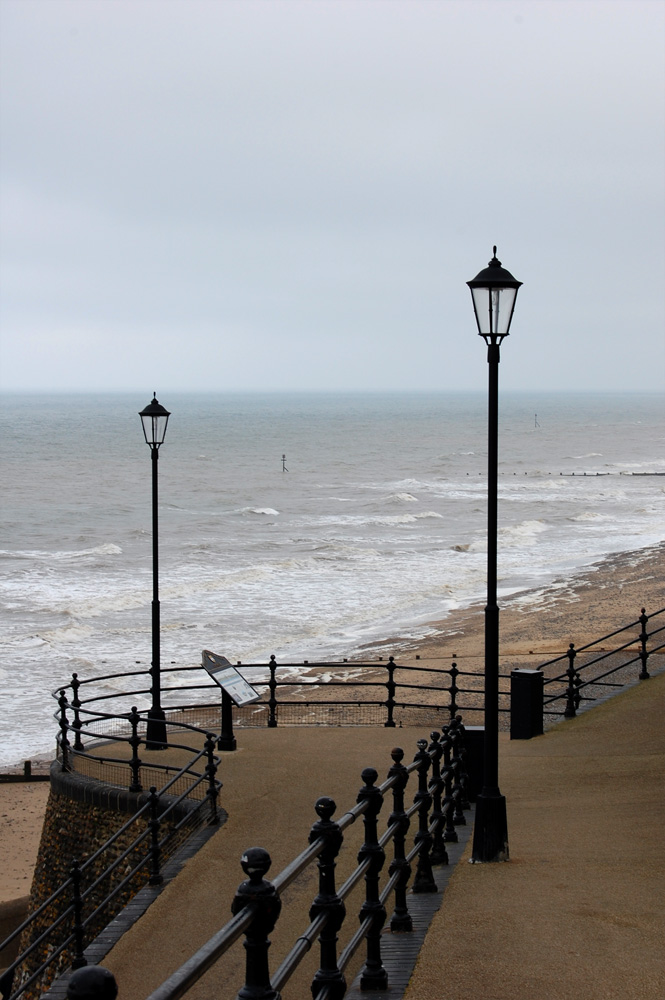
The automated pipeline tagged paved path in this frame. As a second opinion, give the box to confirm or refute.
[403,672,665,1000]
[102,672,664,1000]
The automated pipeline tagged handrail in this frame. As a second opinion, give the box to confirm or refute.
[144,723,469,1000]
[538,607,664,719]
[539,606,665,670]
[50,608,664,741]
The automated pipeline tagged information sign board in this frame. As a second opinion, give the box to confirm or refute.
[202,650,261,707]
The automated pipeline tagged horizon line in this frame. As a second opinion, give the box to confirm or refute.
[1,386,663,397]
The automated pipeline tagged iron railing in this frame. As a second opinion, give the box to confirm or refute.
[143,720,471,1000]
[54,655,490,740]
[537,606,664,718]
[2,606,661,998]
[50,607,663,747]
[0,715,222,1000]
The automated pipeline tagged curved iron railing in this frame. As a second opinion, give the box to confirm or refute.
[0,712,222,1000]
[51,606,663,748]
[53,655,491,743]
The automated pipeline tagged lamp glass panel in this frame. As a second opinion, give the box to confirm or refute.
[471,285,517,336]
[141,413,169,445]
[493,286,518,335]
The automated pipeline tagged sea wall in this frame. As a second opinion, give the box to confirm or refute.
[14,763,198,1000]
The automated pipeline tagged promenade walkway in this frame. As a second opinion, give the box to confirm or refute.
[403,670,665,1000]
[102,671,664,1000]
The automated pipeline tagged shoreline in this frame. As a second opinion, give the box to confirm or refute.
[1,539,662,904]
[357,540,665,664]
[2,540,663,771]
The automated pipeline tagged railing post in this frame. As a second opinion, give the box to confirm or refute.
[638,608,651,680]
[564,644,579,718]
[412,738,436,893]
[231,847,282,1000]
[387,747,412,931]
[384,656,396,727]
[59,689,70,772]
[219,688,237,751]
[268,655,278,728]
[449,720,467,825]
[70,859,87,970]
[309,796,346,1000]
[448,660,459,720]
[148,786,163,886]
[452,716,471,810]
[205,733,220,824]
[71,672,84,751]
[356,767,388,991]
[128,706,143,793]
[427,732,448,865]
[441,726,458,844]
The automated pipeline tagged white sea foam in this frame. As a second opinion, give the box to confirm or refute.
[500,520,548,544]
[375,511,444,525]
[568,512,615,523]
[0,543,122,562]
[39,623,94,645]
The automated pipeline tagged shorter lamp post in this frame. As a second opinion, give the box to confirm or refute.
[467,247,522,862]
[139,393,171,749]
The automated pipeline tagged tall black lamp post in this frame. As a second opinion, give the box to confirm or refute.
[139,393,171,749]
[467,247,522,862]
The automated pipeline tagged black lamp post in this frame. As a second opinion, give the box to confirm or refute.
[467,247,522,862]
[139,393,171,749]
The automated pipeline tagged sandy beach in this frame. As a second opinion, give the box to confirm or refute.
[0,781,51,904]
[1,541,662,912]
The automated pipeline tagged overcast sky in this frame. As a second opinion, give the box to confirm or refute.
[1,0,663,394]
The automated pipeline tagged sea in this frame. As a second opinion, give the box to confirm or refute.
[1,390,663,765]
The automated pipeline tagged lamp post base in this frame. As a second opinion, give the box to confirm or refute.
[470,790,509,863]
[146,709,167,750]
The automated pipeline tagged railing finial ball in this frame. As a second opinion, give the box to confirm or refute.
[240,847,272,881]
[315,796,337,821]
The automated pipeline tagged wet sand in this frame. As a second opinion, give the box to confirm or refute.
[365,541,664,664]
